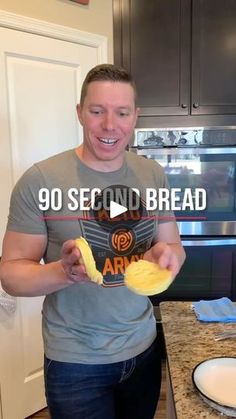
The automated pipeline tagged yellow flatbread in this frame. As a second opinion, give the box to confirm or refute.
[75,237,103,285]
[124,259,172,296]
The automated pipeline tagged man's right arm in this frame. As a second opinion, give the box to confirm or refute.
[0,231,87,297]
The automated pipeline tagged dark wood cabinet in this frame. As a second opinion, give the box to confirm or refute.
[113,0,236,118]
[114,0,190,117]
[233,251,236,301]
[191,0,236,115]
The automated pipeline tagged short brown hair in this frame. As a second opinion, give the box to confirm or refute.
[80,63,137,106]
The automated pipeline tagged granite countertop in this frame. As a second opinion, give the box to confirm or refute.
[160,301,236,419]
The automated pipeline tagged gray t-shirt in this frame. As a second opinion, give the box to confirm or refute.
[7,150,174,364]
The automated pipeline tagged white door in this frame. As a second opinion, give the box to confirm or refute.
[0,15,106,419]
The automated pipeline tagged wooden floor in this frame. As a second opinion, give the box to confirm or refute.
[28,362,166,419]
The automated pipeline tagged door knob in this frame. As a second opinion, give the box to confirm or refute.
[181,104,187,109]
[193,103,199,108]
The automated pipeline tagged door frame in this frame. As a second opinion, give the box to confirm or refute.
[0,10,107,191]
[0,10,107,419]
[0,10,107,62]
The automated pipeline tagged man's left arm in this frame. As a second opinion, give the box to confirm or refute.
[143,221,186,279]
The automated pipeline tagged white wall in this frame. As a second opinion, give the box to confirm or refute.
[0,0,113,62]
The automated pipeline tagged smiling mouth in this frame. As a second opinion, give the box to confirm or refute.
[99,138,118,145]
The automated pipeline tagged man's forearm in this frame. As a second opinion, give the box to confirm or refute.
[0,259,71,297]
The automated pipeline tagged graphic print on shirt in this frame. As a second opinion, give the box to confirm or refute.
[79,185,156,287]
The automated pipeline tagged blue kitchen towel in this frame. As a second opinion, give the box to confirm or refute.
[192,297,236,322]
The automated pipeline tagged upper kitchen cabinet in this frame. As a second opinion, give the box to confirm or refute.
[113,0,236,118]
[113,0,191,116]
[191,0,236,115]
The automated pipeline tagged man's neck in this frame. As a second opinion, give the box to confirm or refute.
[75,145,125,172]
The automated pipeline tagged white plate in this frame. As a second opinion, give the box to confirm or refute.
[192,357,236,417]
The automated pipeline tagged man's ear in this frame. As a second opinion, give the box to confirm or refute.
[76,104,83,125]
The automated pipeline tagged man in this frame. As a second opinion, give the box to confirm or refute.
[0,64,185,419]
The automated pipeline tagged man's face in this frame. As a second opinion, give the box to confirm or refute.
[77,81,139,171]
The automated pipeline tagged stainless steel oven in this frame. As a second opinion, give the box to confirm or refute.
[130,126,236,302]
[131,126,236,237]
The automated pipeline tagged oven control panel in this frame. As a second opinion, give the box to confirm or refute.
[134,127,236,148]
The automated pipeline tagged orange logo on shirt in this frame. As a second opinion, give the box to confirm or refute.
[111,229,134,253]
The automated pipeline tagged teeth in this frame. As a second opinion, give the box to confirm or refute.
[100,138,117,145]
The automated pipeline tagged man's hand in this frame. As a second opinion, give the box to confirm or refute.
[61,239,91,283]
[143,242,180,279]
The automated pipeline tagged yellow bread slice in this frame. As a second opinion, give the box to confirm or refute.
[75,237,103,285]
[124,259,172,296]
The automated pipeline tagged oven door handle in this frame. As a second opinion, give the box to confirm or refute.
[182,238,236,246]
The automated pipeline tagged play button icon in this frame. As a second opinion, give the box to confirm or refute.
[89,184,146,230]
[110,201,128,219]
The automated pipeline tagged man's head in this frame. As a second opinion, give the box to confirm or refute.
[76,64,139,171]
[80,64,137,108]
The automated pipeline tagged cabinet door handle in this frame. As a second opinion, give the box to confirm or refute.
[193,103,199,108]
[181,104,187,108]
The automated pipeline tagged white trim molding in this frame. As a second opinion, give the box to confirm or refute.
[0,10,107,63]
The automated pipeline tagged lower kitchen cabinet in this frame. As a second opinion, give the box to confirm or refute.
[150,240,236,305]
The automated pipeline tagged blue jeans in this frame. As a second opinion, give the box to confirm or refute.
[44,338,162,419]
